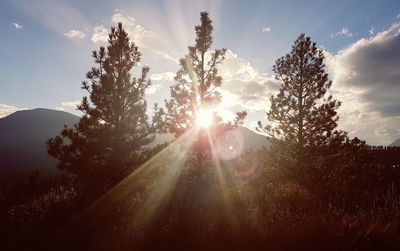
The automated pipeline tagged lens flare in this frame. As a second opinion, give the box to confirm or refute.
[215,129,244,160]
[196,109,213,128]
[237,159,261,182]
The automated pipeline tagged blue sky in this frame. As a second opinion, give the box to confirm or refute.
[1,0,400,145]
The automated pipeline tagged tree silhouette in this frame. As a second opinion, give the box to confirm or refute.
[258,34,345,187]
[47,23,164,197]
[165,12,246,168]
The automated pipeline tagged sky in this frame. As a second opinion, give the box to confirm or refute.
[0,0,400,145]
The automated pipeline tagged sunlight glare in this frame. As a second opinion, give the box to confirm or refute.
[196,109,213,128]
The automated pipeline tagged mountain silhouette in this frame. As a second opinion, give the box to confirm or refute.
[0,108,269,175]
[150,126,269,152]
[238,126,270,151]
[0,108,79,174]
[389,138,400,147]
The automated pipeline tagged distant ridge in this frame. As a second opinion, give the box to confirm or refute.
[149,126,269,151]
[0,108,79,174]
[0,108,269,174]
[237,126,270,151]
[389,138,400,147]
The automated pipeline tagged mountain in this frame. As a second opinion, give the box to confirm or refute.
[0,108,79,174]
[239,126,270,151]
[150,126,269,152]
[389,138,400,147]
[0,108,269,174]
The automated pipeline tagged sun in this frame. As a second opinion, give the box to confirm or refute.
[196,109,213,128]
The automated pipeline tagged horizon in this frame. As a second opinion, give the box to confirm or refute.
[1,0,400,145]
[1,107,399,146]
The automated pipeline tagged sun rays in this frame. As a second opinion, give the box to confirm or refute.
[65,118,253,232]
[51,111,273,251]
[61,38,251,235]
[195,108,213,128]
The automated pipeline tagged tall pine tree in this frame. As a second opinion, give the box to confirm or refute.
[47,23,164,196]
[165,12,246,168]
[258,34,345,187]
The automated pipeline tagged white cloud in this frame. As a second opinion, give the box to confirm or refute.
[91,25,108,43]
[325,21,400,145]
[145,72,176,95]
[219,50,268,83]
[150,72,175,82]
[111,11,145,39]
[12,0,90,36]
[55,106,65,111]
[0,104,27,118]
[111,11,178,62]
[12,22,23,30]
[219,89,240,109]
[368,26,375,35]
[63,29,86,39]
[216,50,280,112]
[145,83,162,95]
[215,90,238,121]
[335,27,353,37]
[90,10,177,61]
[217,22,400,145]
[61,100,80,108]
[262,27,271,33]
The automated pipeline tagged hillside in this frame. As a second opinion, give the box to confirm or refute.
[0,109,268,174]
[0,108,79,174]
[389,138,400,147]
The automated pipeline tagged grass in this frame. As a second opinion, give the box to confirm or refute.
[2,147,400,250]
[42,158,400,250]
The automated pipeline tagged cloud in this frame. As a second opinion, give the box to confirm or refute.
[328,22,400,116]
[12,0,90,36]
[325,21,400,144]
[216,50,280,112]
[215,23,400,145]
[262,27,271,33]
[55,106,65,111]
[91,25,108,43]
[0,104,27,118]
[111,11,146,41]
[218,50,268,83]
[145,83,162,95]
[335,27,353,37]
[112,11,177,62]
[368,26,375,35]
[92,10,177,63]
[145,72,176,95]
[61,100,80,108]
[150,72,175,82]
[12,22,23,30]
[63,29,86,39]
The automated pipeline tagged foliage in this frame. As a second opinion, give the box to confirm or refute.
[258,34,348,189]
[164,12,246,168]
[0,172,79,251]
[47,23,164,197]
[31,150,400,251]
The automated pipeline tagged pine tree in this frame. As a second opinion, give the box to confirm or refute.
[258,34,345,187]
[47,23,164,196]
[165,12,246,168]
